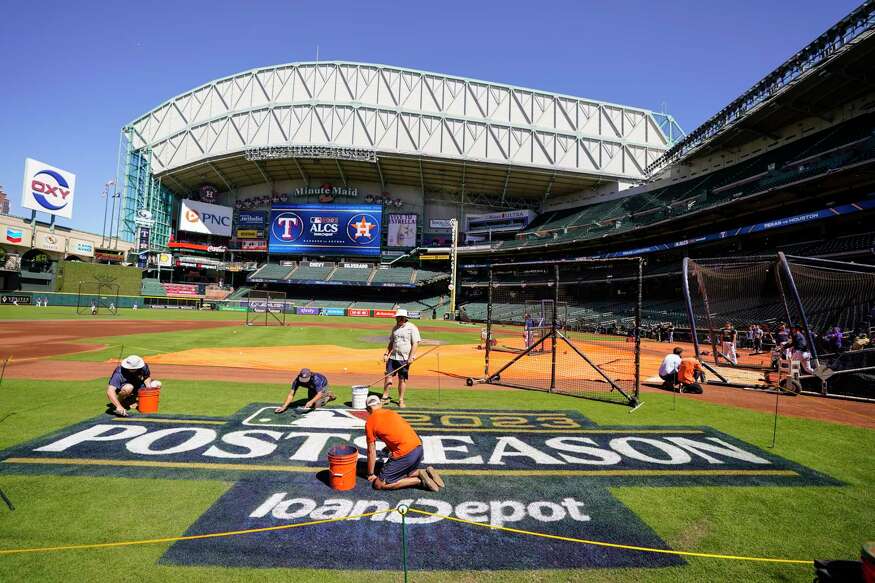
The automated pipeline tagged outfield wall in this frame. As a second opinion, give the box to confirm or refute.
[55,261,143,296]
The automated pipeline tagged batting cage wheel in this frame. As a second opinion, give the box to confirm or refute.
[465,378,474,386]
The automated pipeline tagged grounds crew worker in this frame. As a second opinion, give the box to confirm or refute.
[106,355,159,417]
[365,395,444,491]
[382,308,421,408]
[275,368,336,413]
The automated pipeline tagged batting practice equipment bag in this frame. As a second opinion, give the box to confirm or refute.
[813,559,864,582]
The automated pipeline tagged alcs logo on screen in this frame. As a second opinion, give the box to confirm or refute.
[273,212,305,242]
[31,169,71,212]
[310,216,339,238]
[347,214,379,245]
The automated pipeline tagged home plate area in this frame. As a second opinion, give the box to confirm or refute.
[0,405,837,571]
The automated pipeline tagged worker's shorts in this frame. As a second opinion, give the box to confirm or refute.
[379,445,423,484]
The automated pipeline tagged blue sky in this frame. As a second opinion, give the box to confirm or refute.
[0,0,860,235]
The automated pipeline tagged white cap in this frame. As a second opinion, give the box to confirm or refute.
[365,395,382,408]
[121,355,145,370]
[395,308,408,318]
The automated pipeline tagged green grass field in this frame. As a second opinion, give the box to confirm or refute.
[0,307,872,582]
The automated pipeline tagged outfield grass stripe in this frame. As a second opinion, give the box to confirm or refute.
[407,508,813,565]
[1,457,799,478]
[113,418,227,425]
[0,509,393,555]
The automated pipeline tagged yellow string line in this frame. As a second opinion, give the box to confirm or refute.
[0,510,392,556]
[405,509,812,565]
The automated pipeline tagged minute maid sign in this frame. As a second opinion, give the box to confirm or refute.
[0,405,836,571]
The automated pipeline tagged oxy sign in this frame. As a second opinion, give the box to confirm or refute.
[21,158,77,219]
[179,199,232,237]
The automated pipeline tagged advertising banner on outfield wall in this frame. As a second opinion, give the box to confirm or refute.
[239,240,267,251]
[296,307,319,315]
[34,232,66,252]
[157,253,173,267]
[373,309,397,318]
[3,225,32,247]
[21,158,77,219]
[180,199,233,237]
[236,211,267,229]
[68,238,94,257]
[319,307,346,316]
[347,308,371,317]
[268,204,382,256]
[387,214,417,248]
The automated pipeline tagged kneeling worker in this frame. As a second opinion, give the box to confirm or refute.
[677,354,705,394]
[275,368,336,413]
[107,355,159,417]
[365,395,444,491]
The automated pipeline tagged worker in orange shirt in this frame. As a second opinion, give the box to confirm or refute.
[676,355,705,394]
[364,395,445,491]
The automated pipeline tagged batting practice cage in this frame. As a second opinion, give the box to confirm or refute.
[683,253,875,400]
[76,282,120,316]
[474,258,643,407]
[245,290,287,326]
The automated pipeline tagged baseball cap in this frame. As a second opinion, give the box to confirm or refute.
[395,308,408,318]
[365,395,382,408]
[121,355,145,370]
[297,368,312,381]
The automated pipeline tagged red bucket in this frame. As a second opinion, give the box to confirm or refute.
[327,445,358,491]
[863,542,875,583]
[137,389,160,414]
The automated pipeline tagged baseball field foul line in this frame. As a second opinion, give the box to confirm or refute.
[405,509,813,565]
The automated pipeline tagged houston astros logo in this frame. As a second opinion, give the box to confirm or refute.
[347,214,378,244]
[31,170,71,211]
[272,212,305,242]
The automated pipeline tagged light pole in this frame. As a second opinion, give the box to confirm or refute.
[449,218,459,318]
[101,180,115,248]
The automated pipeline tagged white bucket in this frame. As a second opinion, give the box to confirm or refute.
[351,385,369,410]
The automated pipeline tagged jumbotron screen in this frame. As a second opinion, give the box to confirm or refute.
[268,204,382,256]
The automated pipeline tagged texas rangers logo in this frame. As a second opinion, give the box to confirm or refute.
[31,169,71,212]
[347,214,379,244]
[272,212,305,242]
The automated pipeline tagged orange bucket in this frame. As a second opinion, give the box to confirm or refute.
[327,445,359,491]
[137,388,161,414]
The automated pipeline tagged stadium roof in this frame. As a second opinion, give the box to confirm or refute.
[647,2,875,175]
[124,62,681,202]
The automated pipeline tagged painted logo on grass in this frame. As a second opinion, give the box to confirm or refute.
[0,406,838,571]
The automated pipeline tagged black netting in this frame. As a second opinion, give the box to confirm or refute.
[684,255,875,399]
[484,259,641,406]
[246,290,288,326]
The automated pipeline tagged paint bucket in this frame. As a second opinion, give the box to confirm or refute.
[351,385,369,410]
[863,542,875,583]
[137,389,161,414]
[327,444,358,491]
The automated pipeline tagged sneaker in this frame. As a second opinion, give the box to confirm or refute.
[426,466,445,489]
[419,471,440,492]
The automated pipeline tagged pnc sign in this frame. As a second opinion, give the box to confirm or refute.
[0,405,836,571]
[21,158,77,219]
[179,199,232,237]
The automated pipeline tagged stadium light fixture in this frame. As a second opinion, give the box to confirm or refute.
[244,145,377,163]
